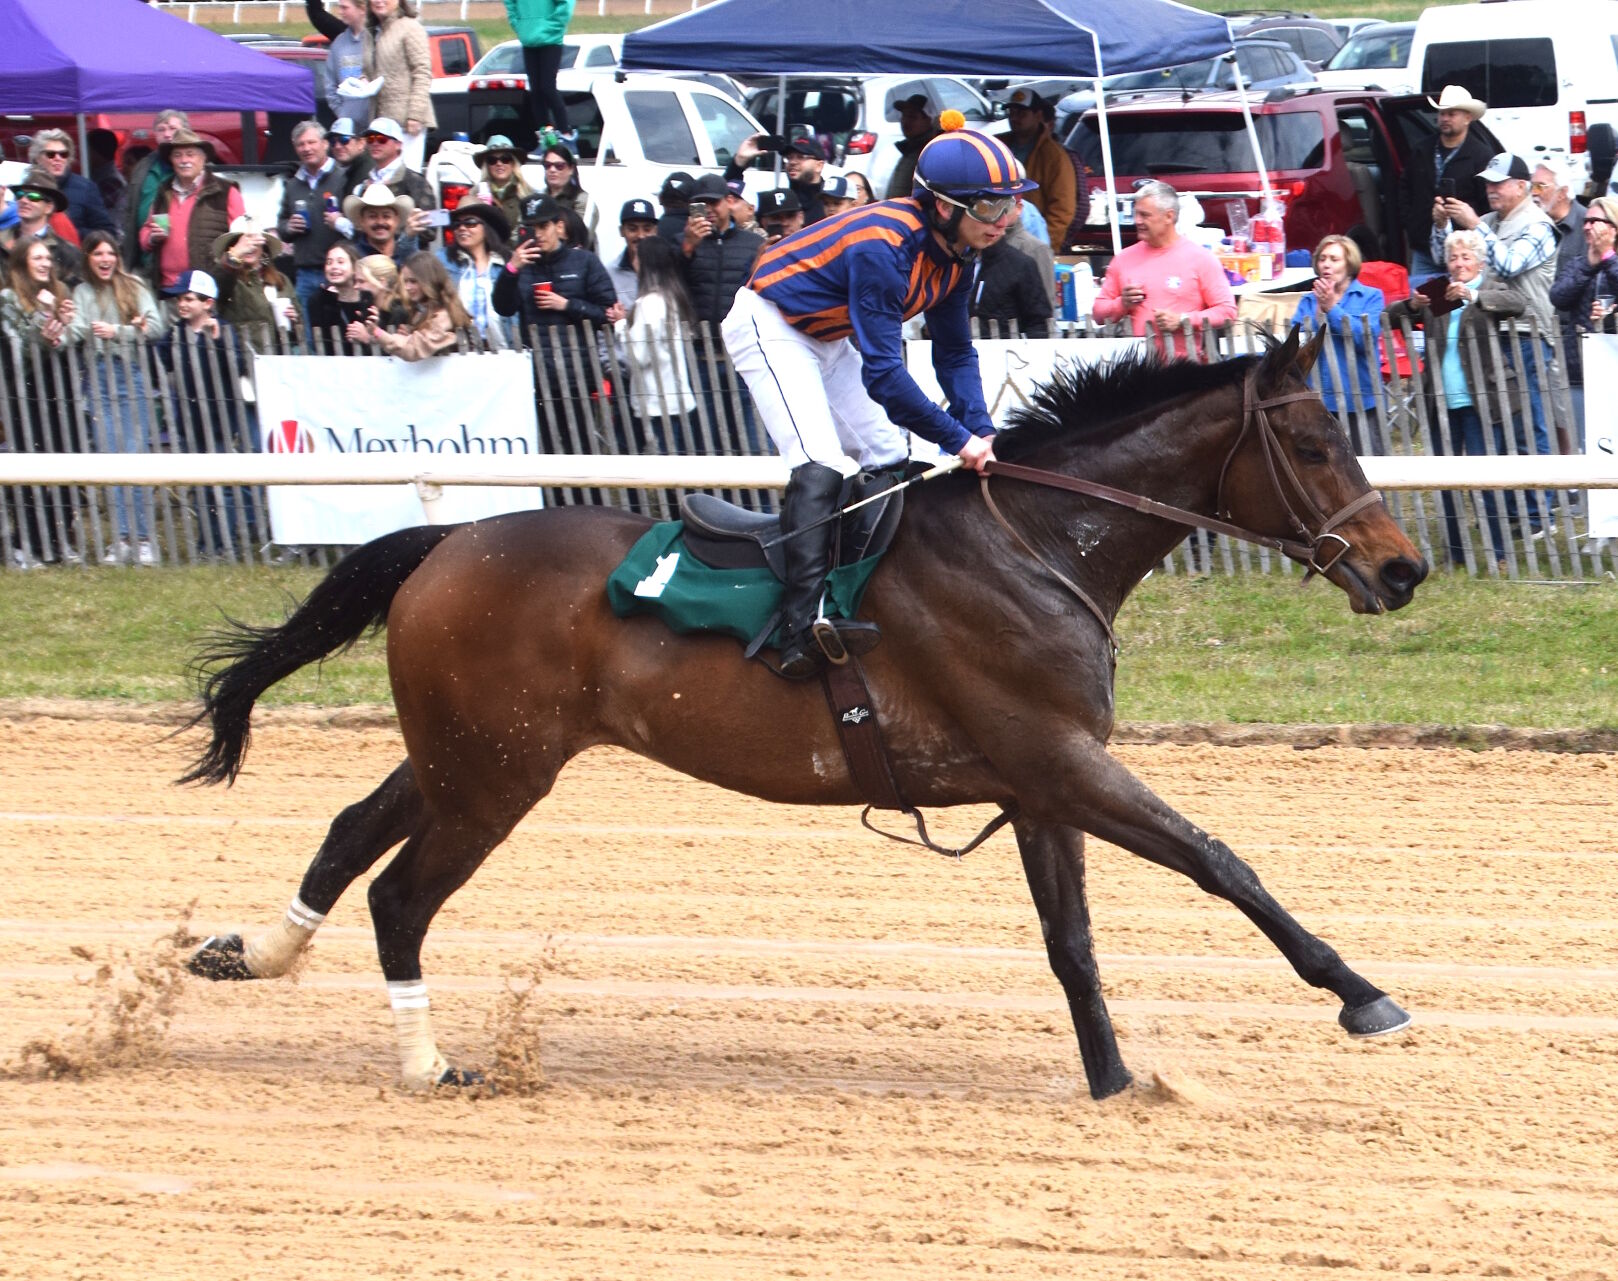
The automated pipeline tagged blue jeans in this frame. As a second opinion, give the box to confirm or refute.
[1436,405,1508,564]
[87,354,153,542]
[295,267,326,329]
[1508,334,1555,527]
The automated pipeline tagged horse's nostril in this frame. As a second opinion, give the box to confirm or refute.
[1380,556,1426,595]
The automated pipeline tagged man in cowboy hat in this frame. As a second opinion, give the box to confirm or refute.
[342,182,418,265]
[0,167,83,284]
[362,118,436,224]
[137,127,245,294]
[1401,84,1494,281]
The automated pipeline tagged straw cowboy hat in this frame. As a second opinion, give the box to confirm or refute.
[342,181,415,225]
[212,215,285,262]
[158,128,219,164]
[1428,85,1487,118]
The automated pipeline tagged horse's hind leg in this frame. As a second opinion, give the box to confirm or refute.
[366,795,547,1089]
[190,760,422,982]
[1014,817,1133,1101]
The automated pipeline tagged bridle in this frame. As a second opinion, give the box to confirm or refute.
[979,374,1386,658]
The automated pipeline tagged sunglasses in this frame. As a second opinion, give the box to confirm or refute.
[1586,217,1617,228]
[40,150,70,160]
[542,160,570,170]
[363,134,394,143]
[486,155,516,164]
[452,219,481,230]
[934,190,1018,224]
[14,189,48,202]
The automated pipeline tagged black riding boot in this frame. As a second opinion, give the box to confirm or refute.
[775,462,882,678]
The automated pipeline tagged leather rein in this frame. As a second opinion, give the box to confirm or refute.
[978,380,1385,658]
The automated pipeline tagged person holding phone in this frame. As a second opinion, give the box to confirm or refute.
[726,134,827,225]
[1401,85,1492,282]
[307,241,373,353]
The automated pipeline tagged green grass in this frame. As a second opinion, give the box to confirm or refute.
[2,565,1614,728]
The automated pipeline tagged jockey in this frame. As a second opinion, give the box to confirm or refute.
[721,115,1035,679]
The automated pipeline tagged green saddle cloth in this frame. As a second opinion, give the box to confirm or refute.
[605,520,883,647]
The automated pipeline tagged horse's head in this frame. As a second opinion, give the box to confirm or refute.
[1220,328,1427,614]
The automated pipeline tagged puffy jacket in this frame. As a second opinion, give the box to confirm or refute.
[682,223,765,328]
[366,11,436,129]
[1549,248,1618,383]
[504,0,576,47]
[491,243,616,332]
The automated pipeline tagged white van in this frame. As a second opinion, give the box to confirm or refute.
[1408,0,1618,163]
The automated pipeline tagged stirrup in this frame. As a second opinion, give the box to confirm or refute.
[811,618,881,666]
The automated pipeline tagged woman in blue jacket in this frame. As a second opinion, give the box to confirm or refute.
[1291,234,1385,455]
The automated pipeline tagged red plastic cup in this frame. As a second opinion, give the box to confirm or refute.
[533,282,553,303]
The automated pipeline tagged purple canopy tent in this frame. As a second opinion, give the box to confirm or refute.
[0,0,315,167]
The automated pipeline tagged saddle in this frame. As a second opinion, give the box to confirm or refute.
[677,473,906,580]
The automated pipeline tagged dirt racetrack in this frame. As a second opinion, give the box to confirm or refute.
[1,708,1615,1279]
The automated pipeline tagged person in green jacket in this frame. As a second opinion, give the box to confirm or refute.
[505,0,577,146]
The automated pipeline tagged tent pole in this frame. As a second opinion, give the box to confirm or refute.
[77,114,89,177]
[775,75,786,182]
[1230,59,1273,208]
[1089,36,1122,256]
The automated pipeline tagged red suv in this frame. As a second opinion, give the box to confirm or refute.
[1064,85,1502,263]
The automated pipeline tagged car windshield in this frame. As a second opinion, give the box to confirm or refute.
[1326,27,1411,72]
[1070,111,1327,175]
[1105,58,1219,92]
[473,42,581,75]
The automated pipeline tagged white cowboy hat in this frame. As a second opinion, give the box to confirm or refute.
[1428,85,1487,118]
[212,214,284,262]
[342,181,415,225]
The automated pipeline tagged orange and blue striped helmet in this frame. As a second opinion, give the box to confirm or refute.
[913,125,1038,201]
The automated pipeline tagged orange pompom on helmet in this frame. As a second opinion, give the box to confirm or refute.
[913,115,1037,205]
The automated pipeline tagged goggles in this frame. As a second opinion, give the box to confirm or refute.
[932,190,1019,224]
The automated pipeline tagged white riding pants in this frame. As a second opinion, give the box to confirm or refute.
[721,287,909,476]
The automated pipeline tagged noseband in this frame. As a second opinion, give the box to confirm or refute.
[980,374,1386,655]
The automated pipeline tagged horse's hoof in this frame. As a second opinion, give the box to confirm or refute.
[1339,996,1411,1038]
[437,1065,489,1090]
[1089,1068,1135,1101]
[187,934,256,982]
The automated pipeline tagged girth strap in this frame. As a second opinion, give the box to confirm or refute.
[818,656,1020,860]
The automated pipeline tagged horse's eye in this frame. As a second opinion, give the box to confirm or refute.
[1295,445,1328,465]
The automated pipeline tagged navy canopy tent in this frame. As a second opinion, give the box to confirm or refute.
[622,0,1249,251]
[620,0,1233,81]
[0,0,315,114]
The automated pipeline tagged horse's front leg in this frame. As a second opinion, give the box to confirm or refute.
[1013,817,1133,1100]
[1038,738,1409,1038]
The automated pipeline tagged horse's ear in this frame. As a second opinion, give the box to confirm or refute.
[1294,323,1327,377]
[1254,324,1302,393]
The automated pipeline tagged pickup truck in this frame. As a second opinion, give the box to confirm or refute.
[428,71,768,266]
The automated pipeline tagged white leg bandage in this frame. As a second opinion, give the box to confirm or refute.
[242,896,326,978]
[388,980,450,1089]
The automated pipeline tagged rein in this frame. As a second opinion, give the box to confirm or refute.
[979,381,1384,655]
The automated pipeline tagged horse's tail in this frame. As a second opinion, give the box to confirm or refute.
[179,524,460,787]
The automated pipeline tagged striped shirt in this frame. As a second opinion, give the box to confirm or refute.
[746,198,992,452]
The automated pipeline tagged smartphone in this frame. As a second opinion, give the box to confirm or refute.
[424,208,452,228]
[756,133,790,152]
[515,226,535,245]
[1439,178,1457,200]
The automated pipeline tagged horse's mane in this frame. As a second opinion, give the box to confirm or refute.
[994,348,1260,461]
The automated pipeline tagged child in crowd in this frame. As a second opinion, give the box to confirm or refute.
[365,251,470,360]
[307,240,374,354]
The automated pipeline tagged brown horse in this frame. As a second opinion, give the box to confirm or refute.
[183,331,1427,1099]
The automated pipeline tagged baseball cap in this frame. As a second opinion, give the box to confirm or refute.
[1006,87,1048,111]
[660,171,696,199]
[783,138,824,159]
[619,197,657,225]
[175,269,218,300]
[364,117,404,143]
[1479,152,1531,182]
[327,118,358,142]
[757,189,802,217]
[895,92,931,113]
[724,176,747,198]
[520,194,566,224]
[822,174,852,201]
[689,174,729,204]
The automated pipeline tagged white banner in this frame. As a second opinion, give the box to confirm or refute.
[903,337,1144,460]
[252,353,542,544]
[1582,334,1618,538]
